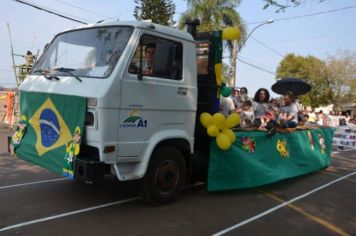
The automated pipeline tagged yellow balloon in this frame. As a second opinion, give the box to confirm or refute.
[222,27,241,41]
[200,112,213,128]
[225,113,240,128]
[216,133,232,150]
[222,129,236,143]
[207,125,220,137]
[212,113,226,130]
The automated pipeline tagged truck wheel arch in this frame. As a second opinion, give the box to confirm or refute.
[141,130,194,178]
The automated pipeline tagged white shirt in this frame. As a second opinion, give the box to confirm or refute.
[220,96,235,117]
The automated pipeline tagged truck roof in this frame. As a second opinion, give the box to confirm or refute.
[64,21,195,43]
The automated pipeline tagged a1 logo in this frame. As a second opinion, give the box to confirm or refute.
[137,119,147,127]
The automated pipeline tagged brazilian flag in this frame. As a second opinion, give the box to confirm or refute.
[16,91,86,176]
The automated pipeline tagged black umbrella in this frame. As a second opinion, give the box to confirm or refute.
[271,77,311,96]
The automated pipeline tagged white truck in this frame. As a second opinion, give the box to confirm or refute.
[18,20,219,204]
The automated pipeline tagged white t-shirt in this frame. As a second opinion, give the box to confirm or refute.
[220,96,235,117]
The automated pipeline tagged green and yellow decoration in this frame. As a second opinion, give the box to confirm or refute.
[276,139,289,158]
[200,112,240,150]
[214,27,241,98]
[10,115,29,156]
[63,126,82,179]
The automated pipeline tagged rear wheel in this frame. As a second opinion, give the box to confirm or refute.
[139,146,187,205]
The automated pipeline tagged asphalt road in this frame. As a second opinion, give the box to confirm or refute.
[1,129,355,236]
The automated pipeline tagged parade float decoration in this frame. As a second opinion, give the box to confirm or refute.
[13,92,86,179]
[205,28,335,191]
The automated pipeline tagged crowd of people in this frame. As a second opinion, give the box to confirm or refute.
[220,87,356,134]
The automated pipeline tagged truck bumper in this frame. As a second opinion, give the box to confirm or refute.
[75,158,106,183]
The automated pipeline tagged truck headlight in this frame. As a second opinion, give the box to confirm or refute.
[85,112,94,126]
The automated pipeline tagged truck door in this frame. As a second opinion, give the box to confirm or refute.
[117,33,188,159]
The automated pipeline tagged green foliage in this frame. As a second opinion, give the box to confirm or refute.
[276,53,330,107]
[134,0,175,26]
[178,0,246,39]
[276,51,356,109]
[325,50,356,109]
[178,0,247,86]
[262,0,327,12]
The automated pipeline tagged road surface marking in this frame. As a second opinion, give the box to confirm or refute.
[212,171,356,236]
[0,178,67,190]
[0,197,140,232]
[0,182,204,232]
[261,191,350,236]
[322,171,356,183]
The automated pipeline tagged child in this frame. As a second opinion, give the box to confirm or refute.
[240,100,254,128]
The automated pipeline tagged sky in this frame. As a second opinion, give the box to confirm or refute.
[1,0,355,97]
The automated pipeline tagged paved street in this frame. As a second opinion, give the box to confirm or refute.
[0,129,355,236]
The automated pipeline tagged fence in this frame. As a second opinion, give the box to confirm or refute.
[333,126,356,149]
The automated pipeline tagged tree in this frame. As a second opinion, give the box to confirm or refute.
[178,0,246,86]
[262,0,327,12]
[325,50,356,110]
[134,0,175,26]
[276,51,356,109]
[276,53,332,108]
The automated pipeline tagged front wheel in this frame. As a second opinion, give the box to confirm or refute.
[139,146,187,205]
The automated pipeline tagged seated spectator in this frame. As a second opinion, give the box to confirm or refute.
[231,88,241,109]
[300,114,312,126]
[240,100,254,128]
[278,91,298,128]
[239,87,249,103]
[252,88,270,128]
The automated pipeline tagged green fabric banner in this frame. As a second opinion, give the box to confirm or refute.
[14,91,86,179]
[208,128,334,191]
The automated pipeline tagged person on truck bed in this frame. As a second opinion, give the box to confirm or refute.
[252,88,270,128]
[278,91,298,128]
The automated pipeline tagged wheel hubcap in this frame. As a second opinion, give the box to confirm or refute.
[155,160,179,194]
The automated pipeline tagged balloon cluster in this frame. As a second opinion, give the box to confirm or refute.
[200,112,240,150]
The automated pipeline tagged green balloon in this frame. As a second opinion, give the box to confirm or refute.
[221,86,232,97]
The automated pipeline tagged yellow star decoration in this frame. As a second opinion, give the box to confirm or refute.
[30,98,72,156]
[277,139,289,158]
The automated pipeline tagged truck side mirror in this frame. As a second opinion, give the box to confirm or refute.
[153,43,175,76]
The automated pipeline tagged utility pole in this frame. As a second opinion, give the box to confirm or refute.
[7,23,20,87]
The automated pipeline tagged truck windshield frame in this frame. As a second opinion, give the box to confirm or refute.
[32,26,134,79]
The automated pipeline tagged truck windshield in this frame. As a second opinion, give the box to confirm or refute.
[33,26,134,78]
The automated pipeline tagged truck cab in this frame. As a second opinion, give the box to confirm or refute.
[19,21,216,204]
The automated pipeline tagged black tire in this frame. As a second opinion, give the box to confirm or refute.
[139,146,187,205]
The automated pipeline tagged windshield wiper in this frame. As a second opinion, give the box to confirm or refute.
[32,69,49,74]
[46,75,60,81]
[32,69,60,81]
[53,67,82,82]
